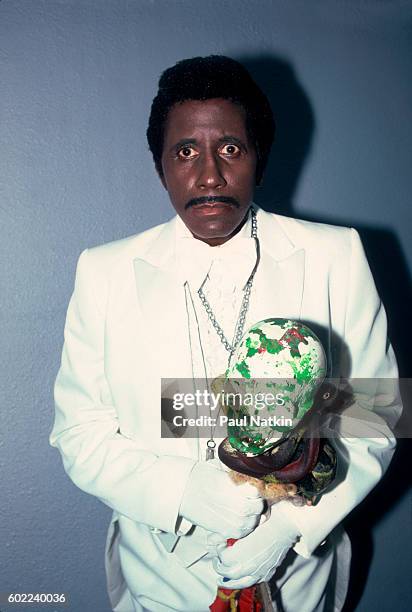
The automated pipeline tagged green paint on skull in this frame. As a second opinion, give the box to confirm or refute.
[296,395,314,420]
[235,360,251,378]
[245,336,260,358]
[251,329,283,354]
[289,351,322,383]
[225,318,327,455]
[264,337,283,354]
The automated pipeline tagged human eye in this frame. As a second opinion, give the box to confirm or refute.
[176,145,198,160]
[220,143,241,157]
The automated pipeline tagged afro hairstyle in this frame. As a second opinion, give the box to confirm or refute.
[147,55,275,184]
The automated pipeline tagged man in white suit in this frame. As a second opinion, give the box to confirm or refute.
[50,56,401,611]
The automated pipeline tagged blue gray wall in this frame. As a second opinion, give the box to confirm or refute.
[1,1,411,610]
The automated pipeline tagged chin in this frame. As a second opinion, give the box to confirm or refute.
[188,211,248,240]
[190,222,243,246]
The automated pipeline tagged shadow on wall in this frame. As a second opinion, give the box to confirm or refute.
[237,53,412,612]
[241,54,315,215]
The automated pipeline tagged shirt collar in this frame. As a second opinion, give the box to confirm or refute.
[175,207,258,289]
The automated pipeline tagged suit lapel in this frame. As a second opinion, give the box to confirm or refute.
[252,249,305,324]
[130,209,307,460]
[133,217,193,380]
[132,219,198,457]
[133,209,308,371]
[250,208,305,325]
[133,258,193,379]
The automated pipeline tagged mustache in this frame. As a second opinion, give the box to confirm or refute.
[185,195,239,210]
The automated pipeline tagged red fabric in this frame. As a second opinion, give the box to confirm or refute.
[239,586,261,611]
[209,540,262,611]
[209,586,262,611]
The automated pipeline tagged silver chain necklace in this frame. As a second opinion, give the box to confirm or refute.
[197,207,260,361]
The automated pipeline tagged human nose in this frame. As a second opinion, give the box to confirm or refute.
[196,152,227,190]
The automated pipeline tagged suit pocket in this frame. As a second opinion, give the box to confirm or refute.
[153,526,209,568]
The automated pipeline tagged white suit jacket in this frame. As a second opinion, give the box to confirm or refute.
[50,207,401,610]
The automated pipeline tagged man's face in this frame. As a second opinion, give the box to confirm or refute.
[160,98,257,246]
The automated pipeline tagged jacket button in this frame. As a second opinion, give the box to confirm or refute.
[150,527,162,533]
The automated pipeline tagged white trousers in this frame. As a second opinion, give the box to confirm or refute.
[107,521,351,612]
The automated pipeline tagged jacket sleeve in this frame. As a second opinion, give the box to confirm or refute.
[50,249,196,534]
[276,228,402,558]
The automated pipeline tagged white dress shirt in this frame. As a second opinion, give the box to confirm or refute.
[174,208,260,462]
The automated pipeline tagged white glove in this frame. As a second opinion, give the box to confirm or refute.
[179,461,264,539]
[213,504,300,589]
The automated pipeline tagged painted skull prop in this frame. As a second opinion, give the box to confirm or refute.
[224,318,327,455]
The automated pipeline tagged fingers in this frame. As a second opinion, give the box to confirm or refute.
[221,493,264,518]
[223,514,261,539]
[240,496,265,516]
[234,481,262,498]
[213,557,243,580]
[214,536,260,573]
[214,523,254,540]
[210,494,264,538]
[213,550,257,581]
[204,504,258,540]
[215,496,264,518]
[206,532,227,557]
[207,532,226,546]
[238,513,261,532]
[180,461,265,539]
[216,545,239,568]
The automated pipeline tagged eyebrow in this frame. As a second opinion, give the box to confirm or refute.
[218,136,247,150]
[170,138,197,153]
[169,135,248,153]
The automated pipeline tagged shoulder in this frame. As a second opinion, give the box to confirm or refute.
[276,212,354,247]
[87,221,167,264]
[259,209,358,262]
[77,218,173,279]
[71,218,174,306]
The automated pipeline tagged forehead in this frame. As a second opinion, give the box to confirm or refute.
[163,98,249,143]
